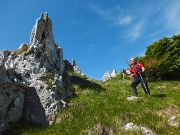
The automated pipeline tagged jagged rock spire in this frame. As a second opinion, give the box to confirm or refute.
[30,12,54,45]
[72,59,85,76]
[102,71,111,82]
[0,13,65,128]
[111,69,117,78]
[102,69,117,82]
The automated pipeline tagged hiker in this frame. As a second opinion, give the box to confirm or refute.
[122,57,150,96]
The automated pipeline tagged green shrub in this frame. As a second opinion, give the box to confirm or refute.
[42,72,55,89]
[15,44,29,55]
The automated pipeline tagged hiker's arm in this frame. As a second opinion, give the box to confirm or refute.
[122,69,131,75]
[140,63,145,72]
[141,67,145,72]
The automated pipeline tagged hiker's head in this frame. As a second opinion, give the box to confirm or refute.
[130,57,136,64]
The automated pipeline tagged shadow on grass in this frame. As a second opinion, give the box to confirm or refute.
[70,75,105,92]
[151,94,167,98]
[3,120,47,135]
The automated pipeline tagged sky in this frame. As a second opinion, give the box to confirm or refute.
[1,0,180,80]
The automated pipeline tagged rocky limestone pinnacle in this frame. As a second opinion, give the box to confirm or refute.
[102,69,117,82]
[72,59,85,76]
[30,12,54,45]
[0,12,86,133]
[0,12,65,130]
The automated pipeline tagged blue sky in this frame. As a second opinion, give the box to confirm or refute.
[1,0,180,80]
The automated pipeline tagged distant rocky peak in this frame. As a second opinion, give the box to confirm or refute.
[111,69,117,78]
[102,69,117,82]
[30,12,54,45]
[72,59,76,66]
[64,59,85,76]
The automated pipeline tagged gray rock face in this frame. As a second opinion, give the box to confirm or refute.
[0,83,25,134]
[23,12,65,125]
[0,12,65,131]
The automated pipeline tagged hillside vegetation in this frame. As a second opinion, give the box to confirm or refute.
[6,73,180,135]
[137,34,180,81]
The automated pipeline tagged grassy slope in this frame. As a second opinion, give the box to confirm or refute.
[6,74,180,135]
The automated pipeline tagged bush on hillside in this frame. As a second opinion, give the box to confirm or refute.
[137,34,180,81]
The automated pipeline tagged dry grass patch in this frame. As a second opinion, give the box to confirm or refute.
[55,112,75,123]
[81,123,114,135]
[157,106,180,127]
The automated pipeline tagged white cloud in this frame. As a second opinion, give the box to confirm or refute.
[163,1,180,32]
[88,1,180,42]
[89,3,111,19]
[110,46,122,54]
[88,44,96,53]
[116,16,133,25]
[88,3,132,26]
[89,3,150,42]
[125,21,146,42]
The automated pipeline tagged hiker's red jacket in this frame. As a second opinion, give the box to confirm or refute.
[129,63,144,77]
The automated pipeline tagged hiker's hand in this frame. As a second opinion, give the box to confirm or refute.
[139,71,144,74]
[134,68,139,73]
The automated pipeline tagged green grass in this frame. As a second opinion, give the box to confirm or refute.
[5,74,180,135]
[14,44,29,55]
[41,72,55,89]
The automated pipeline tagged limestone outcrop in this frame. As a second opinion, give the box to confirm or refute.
[0,12,84,133]
[111,69,117,78]
[0,83,25,134]
[102,69,117,82]
[64,59,85,76]
[102,71,111,82]
[72,59,85,76]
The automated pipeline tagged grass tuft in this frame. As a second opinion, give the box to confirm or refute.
[15,44,29,55]
[41,72,55,89]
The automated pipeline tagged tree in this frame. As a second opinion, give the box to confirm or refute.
[139,34,180,80]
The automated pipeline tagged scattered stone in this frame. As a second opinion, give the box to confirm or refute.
[156,85,166,89]
[157,107,180,127]
[140,126,152,135]
[124,122,136,130]
[124,122,154,135]
[127,96,140,101]
[60,100,67,108]
[168,116,179,127]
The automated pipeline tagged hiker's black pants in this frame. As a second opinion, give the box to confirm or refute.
[131,75,150,96]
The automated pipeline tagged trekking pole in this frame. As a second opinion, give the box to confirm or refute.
[137,71,149,95]
[122,69,125,95]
